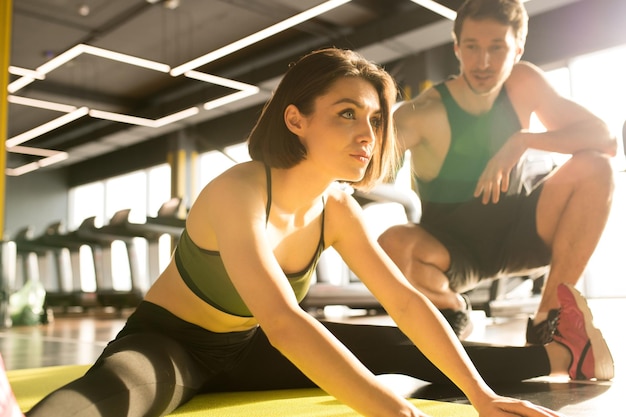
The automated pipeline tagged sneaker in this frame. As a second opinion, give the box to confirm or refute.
[553,284,614,380]
[0,355,23,417]
[440,294,473,340]
[526,308,560,345]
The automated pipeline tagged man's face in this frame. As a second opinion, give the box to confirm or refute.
[454,18,523,95]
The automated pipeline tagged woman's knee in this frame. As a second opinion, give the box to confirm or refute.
[82,334,200,416]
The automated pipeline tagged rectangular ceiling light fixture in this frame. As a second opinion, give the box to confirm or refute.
[170,0,352,76]
[409,0,456,20]
[5,1,348,174]
[8,44,170,94]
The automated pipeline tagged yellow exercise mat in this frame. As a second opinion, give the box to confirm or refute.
[8,365,478,416]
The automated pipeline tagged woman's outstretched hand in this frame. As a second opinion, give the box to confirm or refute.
[476,395,566,417]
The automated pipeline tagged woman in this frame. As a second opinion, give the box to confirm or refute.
[3,47,612,417]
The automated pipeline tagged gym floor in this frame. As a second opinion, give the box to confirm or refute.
[0,297,622,417]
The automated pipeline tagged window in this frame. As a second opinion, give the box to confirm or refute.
[198,142,251,200]
[562,43,626,297]
[68,164,172,293]
[569,44,626,167]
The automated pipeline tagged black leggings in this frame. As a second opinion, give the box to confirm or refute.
[26,302,549,417]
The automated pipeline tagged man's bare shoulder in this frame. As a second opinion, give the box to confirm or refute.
[395,87,443,121]
[507,61,547,89]
[394,86,446,148]
[506,61,553,109]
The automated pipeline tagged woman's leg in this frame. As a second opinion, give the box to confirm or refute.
[218,321,550,391]
[26,333,207,417]
[323,322,550,385]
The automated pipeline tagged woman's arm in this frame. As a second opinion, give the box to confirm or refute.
[329,189,562,417]
[203,169,424,417]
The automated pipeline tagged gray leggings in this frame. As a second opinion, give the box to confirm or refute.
[26,302,549,417]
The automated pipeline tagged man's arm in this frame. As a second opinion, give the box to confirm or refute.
[511,61,616,156]
[394,89,450,182]
[475,62,617,204]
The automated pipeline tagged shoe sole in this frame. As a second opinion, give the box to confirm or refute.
[564,284,614,380]
[458,319,474,341]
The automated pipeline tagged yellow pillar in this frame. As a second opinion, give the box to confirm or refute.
[0,0,14,238]
[167,131,198,219]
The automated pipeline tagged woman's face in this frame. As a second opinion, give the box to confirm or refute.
[289,77,382,182]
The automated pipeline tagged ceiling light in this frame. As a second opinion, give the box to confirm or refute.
[88,110,157,127]
[8,95,77,113]
[163,0,180,10]
[89,106,199,128]
[7,145,63,157]
[78,4,90,16]
[203,88,259,111]
[37,151,69,167]
[5,146,69,176]
[5,162,39,177]
[6,107,89,147]
[35,44,85,75]
[185,71,258,91]
[8,77,36,94]
[36,44,170,74]
[8,66,44,80]
[409,0,456,20]
[153,107,199,127]
[9,44,170,94]
[80,45,170,72]
[7,46,258,147]
[170,0,352,76]
[185,70,260,112]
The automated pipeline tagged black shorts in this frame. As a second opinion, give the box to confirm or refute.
[419,184,551,293]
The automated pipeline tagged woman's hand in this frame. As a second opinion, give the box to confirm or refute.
[475,395,565,417]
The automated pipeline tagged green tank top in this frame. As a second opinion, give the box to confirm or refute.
[174,166,325,317]
[416,82,522,203]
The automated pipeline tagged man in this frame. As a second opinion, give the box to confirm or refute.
[378,0,616,342]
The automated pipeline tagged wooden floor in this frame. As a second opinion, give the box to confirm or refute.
[0,297,623,417]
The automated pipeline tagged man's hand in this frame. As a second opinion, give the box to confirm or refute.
[474,132,527,204]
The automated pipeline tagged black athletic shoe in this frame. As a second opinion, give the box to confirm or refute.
[526,308,560,345]
[440,294,473,340]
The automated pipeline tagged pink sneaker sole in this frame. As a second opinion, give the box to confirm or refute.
[560,284,614,380]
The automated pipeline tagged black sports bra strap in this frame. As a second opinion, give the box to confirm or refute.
[265,164,272,223]
[320,197,326,246]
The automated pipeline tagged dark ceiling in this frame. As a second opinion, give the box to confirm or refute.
[6,0,581,176]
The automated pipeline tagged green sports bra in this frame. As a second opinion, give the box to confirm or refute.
[174,165,325,317]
